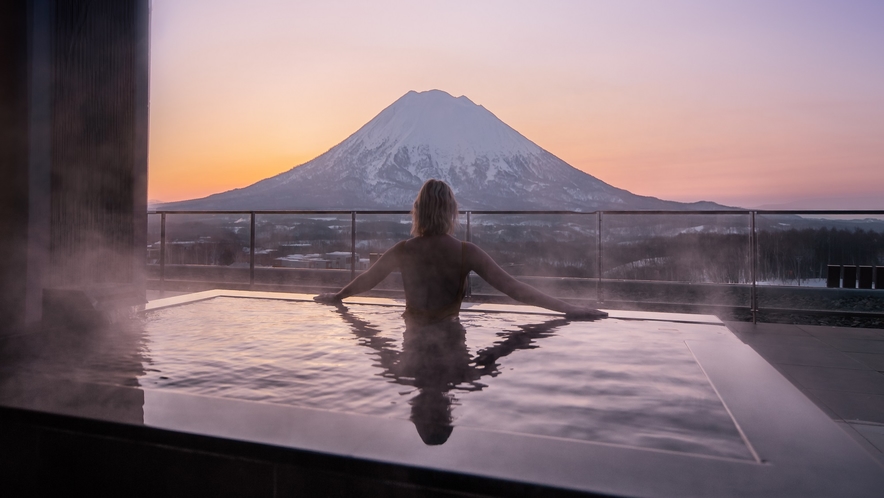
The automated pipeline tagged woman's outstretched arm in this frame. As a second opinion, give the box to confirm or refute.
[465,243,607,319]
[314,241,404,302]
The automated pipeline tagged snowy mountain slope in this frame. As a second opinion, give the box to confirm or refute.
[161,90,729,211]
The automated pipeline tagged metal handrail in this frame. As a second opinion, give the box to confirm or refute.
[148,208,884,322]
[148,209,884,216]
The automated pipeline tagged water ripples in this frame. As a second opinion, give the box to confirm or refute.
[140,297,752,459]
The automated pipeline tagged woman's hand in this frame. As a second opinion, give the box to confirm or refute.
[564,306,608,321]
[314,293,342,304]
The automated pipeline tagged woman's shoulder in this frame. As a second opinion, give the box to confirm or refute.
[389,239,411,253]
[461,240,494,268]
[461,239,485,253]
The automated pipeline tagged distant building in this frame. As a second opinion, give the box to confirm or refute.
[275,254,331,269]
[325,251,370,270]
[276,252,369,270]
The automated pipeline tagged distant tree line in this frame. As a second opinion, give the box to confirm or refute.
[757,227,883,283]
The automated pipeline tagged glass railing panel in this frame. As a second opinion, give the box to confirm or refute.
[469,212,599,300]
[754,212,884,315]
[355,212,412,258]
[254,213,355,288]
[600,212,752,313]
[148,212,252,284]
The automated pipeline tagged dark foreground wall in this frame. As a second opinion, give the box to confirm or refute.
[0,0,149,333]
[0,405,595,498]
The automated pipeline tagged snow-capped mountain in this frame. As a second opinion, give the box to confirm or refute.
[161,90,728,211]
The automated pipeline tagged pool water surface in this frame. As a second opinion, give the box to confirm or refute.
[139,297,752,459]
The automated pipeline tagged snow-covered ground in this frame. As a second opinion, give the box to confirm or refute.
[756,278,828,287]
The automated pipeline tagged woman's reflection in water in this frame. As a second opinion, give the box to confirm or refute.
[330,303,567,445]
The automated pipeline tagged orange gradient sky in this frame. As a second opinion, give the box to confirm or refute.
[148,0,884,208]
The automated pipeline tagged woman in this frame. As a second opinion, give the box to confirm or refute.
[314,179,607,321]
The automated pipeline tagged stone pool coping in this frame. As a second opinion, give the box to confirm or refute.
[143,288,725,325]
[2,290,882,496]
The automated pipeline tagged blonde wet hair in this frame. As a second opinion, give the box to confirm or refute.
[411,179,459,236]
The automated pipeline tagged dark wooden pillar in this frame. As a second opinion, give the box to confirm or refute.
[0,0,149,332]
[0,0,32,333]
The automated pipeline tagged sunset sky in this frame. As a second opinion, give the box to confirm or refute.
[148,0,884,209]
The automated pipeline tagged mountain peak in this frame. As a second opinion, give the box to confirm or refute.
[401,89,471,102]
[346,89,537,159]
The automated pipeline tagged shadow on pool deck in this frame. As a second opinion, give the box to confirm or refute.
[724,320,884,465]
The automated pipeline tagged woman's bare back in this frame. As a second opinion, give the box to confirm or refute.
[397,234,466,312]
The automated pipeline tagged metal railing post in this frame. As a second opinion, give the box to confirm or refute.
[466,211,471,242]
[351,211,357,281]
[249,212,256,287]
[465,211,472,297]
[160,213,166,292]
[597,211,603,304]
[751,211,757,323]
